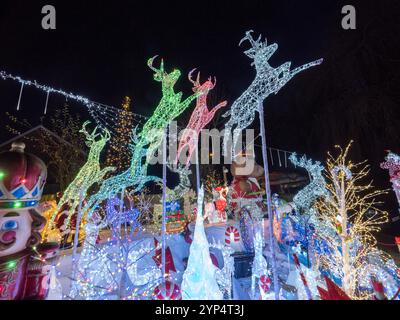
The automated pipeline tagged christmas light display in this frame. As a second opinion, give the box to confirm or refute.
[84,57,199,215]
[105,96,135,173]
[289,153,327,216]
[314,142,390,299]
[222,30,323,156]
[0,71,147,133]
[176,69,227,166]
[381,151,400,210]
[83,126,160,217]
[181,186,223,300]
[49,121,115,229]
[105,196,141,239]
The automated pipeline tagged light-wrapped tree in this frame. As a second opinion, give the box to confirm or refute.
[314,141,389,299]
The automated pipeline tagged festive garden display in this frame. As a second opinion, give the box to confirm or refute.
[1,28,398,302]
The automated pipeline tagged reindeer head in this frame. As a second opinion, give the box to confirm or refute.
[188,68,216,94]
[80,121,111,148]
[239,30,278,72]
[148,55,181,88]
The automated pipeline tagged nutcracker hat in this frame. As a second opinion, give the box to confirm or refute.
[0,142,47,209]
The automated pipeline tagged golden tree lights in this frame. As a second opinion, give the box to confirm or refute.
[106,96,135,173]
[315,141,389,299]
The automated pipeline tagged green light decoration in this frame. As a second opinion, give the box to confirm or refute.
[0,171,5,179]
[83,57,199,216]
[13,201,22,209]
[50,121,115,229]
[140,56,201,161]
[7,260,17,269]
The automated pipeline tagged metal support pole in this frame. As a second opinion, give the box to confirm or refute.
[258,103,279,300]
[71,190,84,291]
[161,127,168,280]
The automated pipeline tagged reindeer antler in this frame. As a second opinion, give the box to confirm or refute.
[208,76,217,90]
[188,68,201,87]
[80,121,93,140]
[147,55,164,73]
[239,30,262,48]
[101,127,111,141]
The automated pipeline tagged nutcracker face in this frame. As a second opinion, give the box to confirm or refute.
[0,209,33,257]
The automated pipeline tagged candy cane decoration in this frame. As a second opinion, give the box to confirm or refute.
[293,253,313,300]
[371,279,387,300]
[153,280,182,300]
[225,226,240,245]
[259,275,271,296]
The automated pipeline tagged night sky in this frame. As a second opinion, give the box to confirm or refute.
[0,0,337,120]
[0,1,400,228]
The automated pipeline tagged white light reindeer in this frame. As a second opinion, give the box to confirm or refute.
[223,30,323,157]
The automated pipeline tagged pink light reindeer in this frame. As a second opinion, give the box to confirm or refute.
[176,69,227,166]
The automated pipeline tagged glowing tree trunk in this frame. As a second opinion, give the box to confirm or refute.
[333,170,350,294]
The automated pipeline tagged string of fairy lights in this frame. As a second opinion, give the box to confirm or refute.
[0,70,148,135]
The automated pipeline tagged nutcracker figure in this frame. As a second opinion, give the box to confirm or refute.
[0,142,59,300]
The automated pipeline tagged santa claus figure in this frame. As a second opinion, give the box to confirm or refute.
[230,157,266,216]
[0,142,58,300]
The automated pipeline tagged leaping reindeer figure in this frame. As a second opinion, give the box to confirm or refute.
[223,30,323,157]
[82,126,160,219]
[141,56,200,162]
[83,57,199,217]
[176,69,227,167]
[289,153,327,215]
[50,121,115,228]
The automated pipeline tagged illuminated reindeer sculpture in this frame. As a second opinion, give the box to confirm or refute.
[140,56,200,162]
[82,126,160,218]
[223,30,323,157]
[176,69,227,166]
[83,57,199,217]
[50,121,115,228]
[289,153,327,216]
